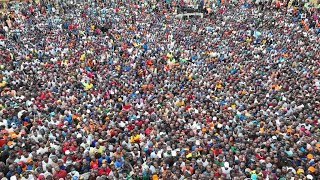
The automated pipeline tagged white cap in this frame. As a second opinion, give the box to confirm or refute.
[307,175,313,180]
[224,162,230,168]
[119,121,126,128]
[76,133,82,138]
[11,123,16,128]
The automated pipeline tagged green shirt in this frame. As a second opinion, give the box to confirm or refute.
[214,160,224,167]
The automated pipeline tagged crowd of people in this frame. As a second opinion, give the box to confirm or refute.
[0,0,320,179]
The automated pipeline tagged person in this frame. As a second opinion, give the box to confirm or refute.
[53,166,67,179]
[0,0,319,179]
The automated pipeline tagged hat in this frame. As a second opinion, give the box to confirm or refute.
[7,141,14,146]
[308,166,316,173]
[10,133,17,139]
[76,134,82,138]
[307,174,314,180]
[65,150,70,155]
[307,154,313,159]
[26,158,33,163]
[11,123,16,129]
[224,162,230,168]
[297,168,304,175]
[152,174,159,180]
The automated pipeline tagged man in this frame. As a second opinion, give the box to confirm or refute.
[53,166,67,179]
[221,162,232,179]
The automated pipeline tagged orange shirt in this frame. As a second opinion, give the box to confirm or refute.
[181,166,194,174]
[90,160,98,168]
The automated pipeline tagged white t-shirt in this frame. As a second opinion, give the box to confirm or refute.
[37,147,49,155]
[221,167,232,179]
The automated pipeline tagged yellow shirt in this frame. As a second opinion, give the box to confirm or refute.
[275,85,282,91]
[152,175,159,180]
[175,101,185,106]
[83,83,93,90]
[130,134,140,143]
[96,146,103,154]
[0,81,6,88]
[62,60,68,66]
[80,54,86,61]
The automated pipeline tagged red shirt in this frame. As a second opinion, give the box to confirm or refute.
[213,148,222,156]
[255,153,265,160]
[214,171,221,177]
[0,138,6,148]
[135,120,143,126]
[62,146,69,154]
[145,128,152,136]
[98,167,111,176]
[123,104,132,111]
[90,160,98,169]
[127,124,135,131]
[54,170,67,179]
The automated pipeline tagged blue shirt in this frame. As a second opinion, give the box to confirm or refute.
[26,165,33,171]
[114,160,123,168]
[6,171,14,179]
[64,115,72,124]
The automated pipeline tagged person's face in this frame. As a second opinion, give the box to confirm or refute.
[66,174,72,180]
[58,161,63,166]
[23,173,29,178]
[52,157,58,163]
[9,165,14,171]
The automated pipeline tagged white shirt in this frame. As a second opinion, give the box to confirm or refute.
[37,147,49,155]
[221,167,232,179]
[149,165,156,174]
